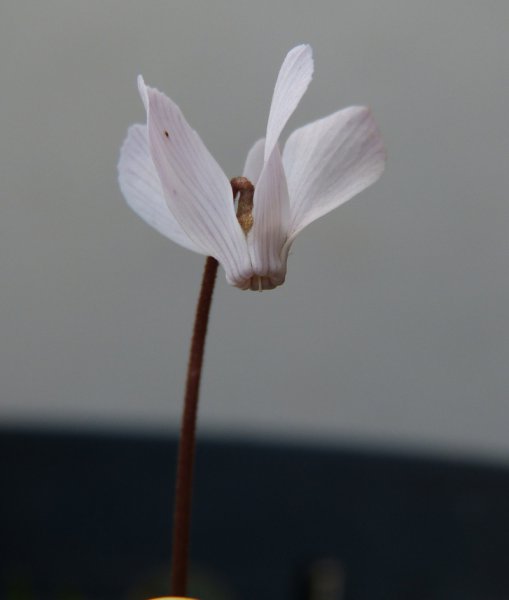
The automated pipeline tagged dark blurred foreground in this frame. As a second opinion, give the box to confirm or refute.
[2,428,509,600]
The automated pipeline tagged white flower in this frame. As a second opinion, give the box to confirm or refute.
[118,45,385,291]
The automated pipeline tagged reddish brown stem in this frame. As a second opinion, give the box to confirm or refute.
[170,255,218,596]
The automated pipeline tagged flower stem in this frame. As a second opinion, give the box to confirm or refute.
[170,255,219,596]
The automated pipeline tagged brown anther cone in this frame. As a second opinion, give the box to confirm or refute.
[231,177,255,234]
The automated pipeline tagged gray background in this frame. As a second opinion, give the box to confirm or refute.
[1,1,508,461]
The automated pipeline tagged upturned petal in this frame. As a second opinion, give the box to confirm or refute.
[138,76,252,287]
[237,44,313,290]
[264,44,314,161]
[118,124,202,253]
[282,106,386,248]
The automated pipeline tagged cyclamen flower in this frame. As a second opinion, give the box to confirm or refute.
[118,45,385,290]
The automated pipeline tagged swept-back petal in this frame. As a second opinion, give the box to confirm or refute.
[242,138,265,184]
[264,44,314,161]
[248,144,290,287]
[283,106,386,247]
[139,76,251,285]
[118,124,202,253]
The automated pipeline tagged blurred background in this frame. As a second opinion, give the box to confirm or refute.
[1,1,509,599]
[2,0,509,457]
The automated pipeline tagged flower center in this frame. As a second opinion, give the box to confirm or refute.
[231,176,254,235]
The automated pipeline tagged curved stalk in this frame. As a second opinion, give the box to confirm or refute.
[170,255,218,595]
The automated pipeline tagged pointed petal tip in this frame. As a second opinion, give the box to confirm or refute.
[359,106,387,173]
[288,43,314,77]
[339,105,387,174]
[287,43,313,60]
[137,75,149,111]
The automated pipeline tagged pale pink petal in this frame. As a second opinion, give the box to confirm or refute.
[139,76,252,286]
[242,138,265,184]
[248,144,290,287]
[264,44,314,161]
[283,106,386,247]
[118,124,202,253]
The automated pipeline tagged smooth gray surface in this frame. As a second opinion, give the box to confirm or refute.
[1,1,509,459]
